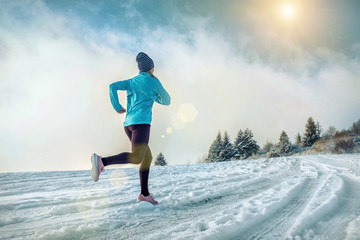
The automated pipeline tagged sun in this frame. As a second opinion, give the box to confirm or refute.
[281,4,296,19]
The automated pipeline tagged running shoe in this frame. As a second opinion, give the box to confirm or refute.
[91,153,105,182]
[137,193,158,204]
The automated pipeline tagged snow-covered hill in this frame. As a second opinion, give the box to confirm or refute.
[1,154,360,240]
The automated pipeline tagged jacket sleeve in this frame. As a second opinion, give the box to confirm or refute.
[109,80,129,113]
[155,79,171,106]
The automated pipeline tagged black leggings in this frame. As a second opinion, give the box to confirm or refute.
[102,124,152,196]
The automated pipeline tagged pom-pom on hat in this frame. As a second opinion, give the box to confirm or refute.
[136,52,154,72]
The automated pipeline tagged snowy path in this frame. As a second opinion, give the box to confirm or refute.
[1,154,360,239]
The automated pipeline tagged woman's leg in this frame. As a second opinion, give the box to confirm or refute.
[101,124,153,196]
[139,147,153,196]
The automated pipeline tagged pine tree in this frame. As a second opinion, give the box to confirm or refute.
[234,129,244,159]
[303,117,320,147]
[295,133,302,145]
[244,129,260,158]
[234,128,259,159]
[234,130,244,159]
[278,130,292,155]
[155,152,167,166]
[206,131,223,162]
[350,119,360,136]
[220,131,235,161]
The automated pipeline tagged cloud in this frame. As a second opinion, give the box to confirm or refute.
[0,1,137,172]
[0,0,359,172]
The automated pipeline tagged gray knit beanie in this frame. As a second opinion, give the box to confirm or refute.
[136,52,154,72]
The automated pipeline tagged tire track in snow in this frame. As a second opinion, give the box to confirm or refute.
[289,156,360,239]
[204,157,332,240]
[172,158,302,209]
[239,160,325,240]
[310,175,360,239]
[243,155,360,240]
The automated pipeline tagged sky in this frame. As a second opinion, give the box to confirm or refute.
[0,0,359,172]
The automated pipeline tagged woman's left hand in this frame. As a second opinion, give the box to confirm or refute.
[118,108,126,114]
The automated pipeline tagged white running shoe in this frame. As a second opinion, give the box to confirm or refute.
[91,153,104,182]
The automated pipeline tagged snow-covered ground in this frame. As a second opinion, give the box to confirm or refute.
[1,154,360,240]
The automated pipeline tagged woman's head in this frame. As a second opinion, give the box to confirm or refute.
[136,52,154,73]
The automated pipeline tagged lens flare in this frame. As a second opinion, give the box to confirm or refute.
[166,127,173,134]
[177,104,198,123]
[109,169,128,188]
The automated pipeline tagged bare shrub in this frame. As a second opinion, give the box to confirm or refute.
[322,126,336,139]
[333,130,351,139]
[261,141,274,154]
[333,139,355,153]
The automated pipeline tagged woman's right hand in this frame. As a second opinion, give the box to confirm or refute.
[118,108,126,114]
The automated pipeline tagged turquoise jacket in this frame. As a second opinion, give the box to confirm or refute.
[109,72,171,127]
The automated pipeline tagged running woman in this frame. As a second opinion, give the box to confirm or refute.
[91,52,171,204]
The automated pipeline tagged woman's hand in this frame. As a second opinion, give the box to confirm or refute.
[118,108,126,114]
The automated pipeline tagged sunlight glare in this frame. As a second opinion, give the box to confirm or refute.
[281,4,295,19]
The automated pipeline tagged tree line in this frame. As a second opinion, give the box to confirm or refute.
[156,117,360,165]
[204,117,360,162]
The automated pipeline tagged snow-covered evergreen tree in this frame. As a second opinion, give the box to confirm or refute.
[220,131,235,161]
[233,130,243,159]
[234,128,259,159]
[207,131,223,162]
[234,129,245,159]
[155,152,167,166]
[303,117,320,147]
[278,130,292,155]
